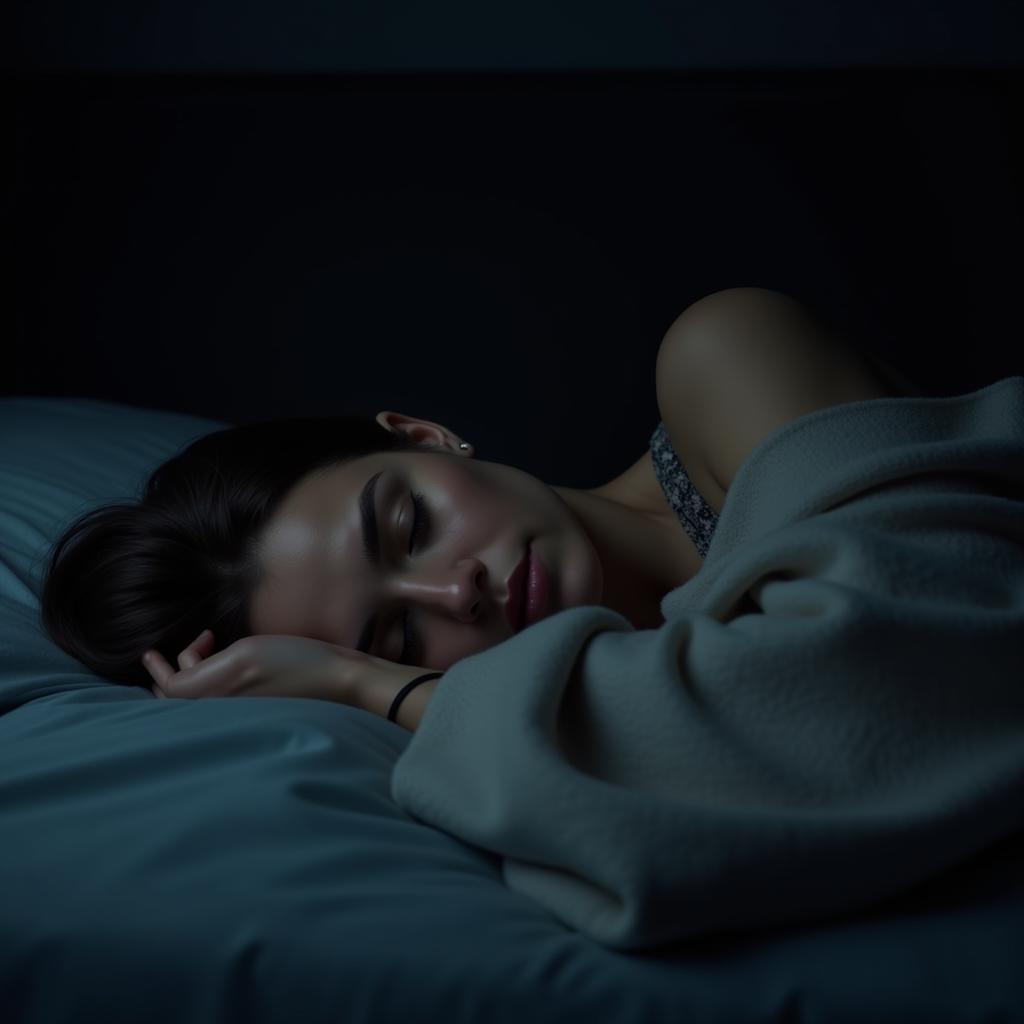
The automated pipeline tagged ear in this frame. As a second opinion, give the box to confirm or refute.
[375,411,461,452]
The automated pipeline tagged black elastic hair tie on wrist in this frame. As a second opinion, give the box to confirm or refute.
[387,672,444,723]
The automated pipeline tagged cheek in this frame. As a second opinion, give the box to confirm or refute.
[437,475,507,529]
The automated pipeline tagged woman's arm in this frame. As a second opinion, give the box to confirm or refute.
[142,630,443,732]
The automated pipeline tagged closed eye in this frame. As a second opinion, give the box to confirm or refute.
[408,491,429,554]
[398,491,430,663]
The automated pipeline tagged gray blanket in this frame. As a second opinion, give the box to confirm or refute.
[391,377,1024,951]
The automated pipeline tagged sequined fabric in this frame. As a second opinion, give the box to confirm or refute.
[648,421,719,559]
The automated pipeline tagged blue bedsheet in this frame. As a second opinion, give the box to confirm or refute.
[2,397,1022,1023]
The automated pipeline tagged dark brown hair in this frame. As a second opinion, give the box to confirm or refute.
[39,415,433,686]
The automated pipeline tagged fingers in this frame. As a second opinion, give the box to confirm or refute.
[142,648,175,689]
[142,629,215,696]
[178,628,214,670]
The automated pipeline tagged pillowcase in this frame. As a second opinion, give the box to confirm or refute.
[0,397,230,711]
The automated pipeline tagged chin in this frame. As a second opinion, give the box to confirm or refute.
[573,560,604,610]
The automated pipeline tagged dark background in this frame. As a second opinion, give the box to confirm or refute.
[4,1,1023,489]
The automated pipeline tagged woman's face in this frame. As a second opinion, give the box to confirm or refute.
[247,415,604,672]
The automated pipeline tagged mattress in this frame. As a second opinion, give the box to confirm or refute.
[1,396,1021,1024]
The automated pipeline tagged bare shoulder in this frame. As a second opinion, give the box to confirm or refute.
[598,286,909,522]
[655,287,897,494]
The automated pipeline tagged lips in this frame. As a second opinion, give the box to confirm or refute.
[504,545,531,632]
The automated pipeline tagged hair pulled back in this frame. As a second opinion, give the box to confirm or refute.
[39,415,431,686]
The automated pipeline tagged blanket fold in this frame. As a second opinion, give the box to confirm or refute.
[390,377,1024,950]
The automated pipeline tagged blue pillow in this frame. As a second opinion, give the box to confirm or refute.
[0,398,232,709]
[0,397,514,1024]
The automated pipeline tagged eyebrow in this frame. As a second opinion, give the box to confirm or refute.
[355,469,386,655]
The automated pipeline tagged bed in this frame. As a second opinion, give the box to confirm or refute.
[2,395,1022,1024]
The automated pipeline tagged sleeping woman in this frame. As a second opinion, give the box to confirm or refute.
[38,287,924,730]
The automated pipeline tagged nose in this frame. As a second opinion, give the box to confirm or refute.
[389,557,488,623]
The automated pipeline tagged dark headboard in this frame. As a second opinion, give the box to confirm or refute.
[7,1,1022,488]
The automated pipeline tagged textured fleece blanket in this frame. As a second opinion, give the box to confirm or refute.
[391,377,1024,951]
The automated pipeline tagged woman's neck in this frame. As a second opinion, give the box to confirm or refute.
[550,484,699,629]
